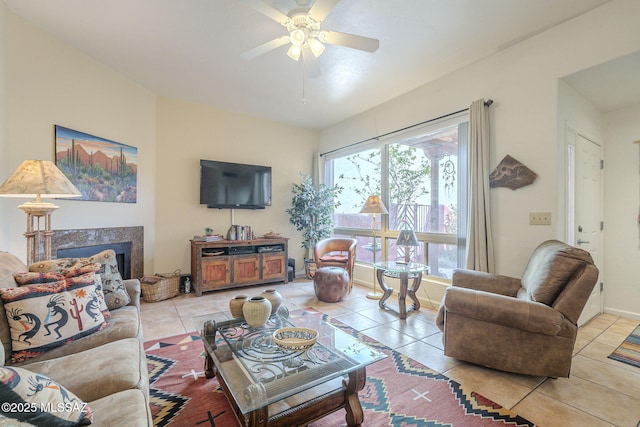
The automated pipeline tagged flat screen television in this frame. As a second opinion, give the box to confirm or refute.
[199,159,272,209]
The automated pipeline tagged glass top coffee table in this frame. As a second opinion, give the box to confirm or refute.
[192,308,385,426]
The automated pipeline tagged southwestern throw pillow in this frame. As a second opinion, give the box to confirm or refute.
[0,366,93,426]
[0,272,107,363]
[29,249,130,310]
[14,264,110,320]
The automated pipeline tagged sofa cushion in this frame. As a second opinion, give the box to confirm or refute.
[0,253,27,290]
[0,365,93,426]
[0,253,30,364]
[0,414,35,426]
[29,250,130,310]
[88,389,151,427]
[319,254,348,263]
[21,338,149,403]
[0,273,107,363]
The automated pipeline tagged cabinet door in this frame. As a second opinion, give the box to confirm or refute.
[202,257,231,290]
[262,253,286,281]
[233,255,260,284]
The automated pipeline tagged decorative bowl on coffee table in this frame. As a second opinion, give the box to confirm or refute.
[273,327,318,350]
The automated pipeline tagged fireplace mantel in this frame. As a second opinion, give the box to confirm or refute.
[51,226,144,279]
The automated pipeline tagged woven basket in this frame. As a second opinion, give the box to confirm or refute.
[140,270,181,303]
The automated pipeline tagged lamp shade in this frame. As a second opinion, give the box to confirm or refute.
[0,160,81,199]
[397,229,419,247]
[359,195,388,214]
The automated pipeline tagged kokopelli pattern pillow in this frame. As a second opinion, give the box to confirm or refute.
[29,249,130,310]
[14,263,110,320]
[0,366,93,425]
[0,273,107,363]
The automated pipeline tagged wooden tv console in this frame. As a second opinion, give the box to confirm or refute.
[190,238,289,296]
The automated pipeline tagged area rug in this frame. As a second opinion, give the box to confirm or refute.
[145,309,535,426]
[608,325,640,368]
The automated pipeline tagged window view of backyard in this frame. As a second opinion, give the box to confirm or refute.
[326,121,465,279]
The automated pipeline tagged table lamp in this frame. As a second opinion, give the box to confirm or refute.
[0,160,82,265]
[360,195,388,299]
[396,228,419,264]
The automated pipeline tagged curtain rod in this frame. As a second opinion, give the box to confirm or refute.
[320,99,493,157]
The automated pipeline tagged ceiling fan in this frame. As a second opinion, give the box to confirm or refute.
[240,0,379,76]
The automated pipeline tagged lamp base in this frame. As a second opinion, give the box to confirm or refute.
[18,200,59,215]
[366,291,383,300]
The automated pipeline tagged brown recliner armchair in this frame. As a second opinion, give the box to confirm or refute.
[314,238,357,289]
[436,240,598,378]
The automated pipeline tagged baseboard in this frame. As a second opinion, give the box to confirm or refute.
[603,307,640,321]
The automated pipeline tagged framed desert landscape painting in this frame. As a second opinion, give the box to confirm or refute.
[55,125,137,203]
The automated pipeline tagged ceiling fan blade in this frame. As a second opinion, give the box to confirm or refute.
[240,0,290,24]
[241,36,290,59]
[321,30,379,53]
[308,0,339,22]
[301,46,321,78]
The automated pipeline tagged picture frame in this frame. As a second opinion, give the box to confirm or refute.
[55,125,137,203]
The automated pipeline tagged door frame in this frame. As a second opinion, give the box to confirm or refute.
[565,125,604,324]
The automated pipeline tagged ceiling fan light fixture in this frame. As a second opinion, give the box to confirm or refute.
[289,28,306,46]
[287,44,302,61]
[308,37,325,57]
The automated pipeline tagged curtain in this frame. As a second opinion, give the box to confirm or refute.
[465,99,495,272]
[314,152,325,185]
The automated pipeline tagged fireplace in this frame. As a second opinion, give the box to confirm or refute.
[50,227,143,279]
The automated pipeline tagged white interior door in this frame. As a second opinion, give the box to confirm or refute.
[573,133,603,325]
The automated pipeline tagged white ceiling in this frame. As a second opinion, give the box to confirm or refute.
[4,0,619,130]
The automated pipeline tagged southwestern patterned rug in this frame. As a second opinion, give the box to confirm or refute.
[145,309,535,426]
[608,325,640,369]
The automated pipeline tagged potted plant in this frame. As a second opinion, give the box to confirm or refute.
[286,174,342,278]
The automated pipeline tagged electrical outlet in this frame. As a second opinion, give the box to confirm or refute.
[529,212,551,225]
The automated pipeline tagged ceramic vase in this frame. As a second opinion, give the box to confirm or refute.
[260,289,282,315]
[229,295,248,319]
[242,296,272,328]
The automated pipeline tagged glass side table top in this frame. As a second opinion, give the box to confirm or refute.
[374,261,429,273]
[191,309,386,415]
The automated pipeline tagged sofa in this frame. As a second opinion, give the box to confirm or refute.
[436,240,598,378]
[0,251,151,426]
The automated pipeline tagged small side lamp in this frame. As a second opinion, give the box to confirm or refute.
[0,160,81,265]
[396,228,419,264]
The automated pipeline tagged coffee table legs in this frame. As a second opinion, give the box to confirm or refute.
[204,352,216,379]
[344,367,367,426]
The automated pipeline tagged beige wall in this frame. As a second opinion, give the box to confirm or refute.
[603,104,640,319]
[3,0,640,319]
[320,0,640,316]
[0,2,8,247]
[154,97,318,273]
[2,13,157,272]
[1,11,318,276]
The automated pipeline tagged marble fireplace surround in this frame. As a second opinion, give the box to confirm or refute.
[51,226,143,280]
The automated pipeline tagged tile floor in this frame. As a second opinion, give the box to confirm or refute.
[140,279,640,427]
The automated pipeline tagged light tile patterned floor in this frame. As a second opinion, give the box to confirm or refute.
[140,278,640,427]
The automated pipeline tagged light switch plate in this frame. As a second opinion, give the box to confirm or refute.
[529,212,551,225]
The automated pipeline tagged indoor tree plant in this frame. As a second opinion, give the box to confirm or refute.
[286,173,342,278]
